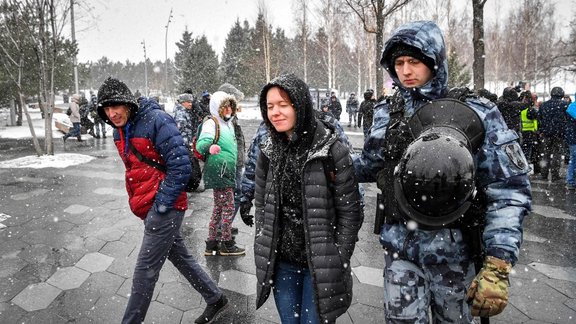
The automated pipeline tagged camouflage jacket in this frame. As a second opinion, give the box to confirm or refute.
[173,103,202,148]
[352,20,531,265]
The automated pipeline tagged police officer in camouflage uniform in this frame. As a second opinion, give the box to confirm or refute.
[353,21,531,323]
[174,93,202,149]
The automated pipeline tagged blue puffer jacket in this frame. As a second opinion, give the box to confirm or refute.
[565,102,576,145]
[112,98,190,219]
[353,20,531,265]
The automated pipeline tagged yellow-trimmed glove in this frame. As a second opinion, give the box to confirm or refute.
[466,256,512,317]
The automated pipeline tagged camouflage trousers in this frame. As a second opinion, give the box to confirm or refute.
[383,248,475,323]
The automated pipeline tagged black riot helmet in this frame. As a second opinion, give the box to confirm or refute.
[394,99,485,228]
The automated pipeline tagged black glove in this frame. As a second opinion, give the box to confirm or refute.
[240,201,254,227]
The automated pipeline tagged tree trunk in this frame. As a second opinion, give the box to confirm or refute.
[375,3,384,98]
[472,0,486,90]
[19,93,44,156]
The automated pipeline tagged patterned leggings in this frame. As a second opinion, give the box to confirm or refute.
[208,187,235,241]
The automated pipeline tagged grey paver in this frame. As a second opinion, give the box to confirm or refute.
[218,269,257,296]
[46,266,90,290]
[11,282,62,312]
[10,189,49,201]
[514,294,576,324]
[145,300,184,323]
[0,257,28,278]
[93,187,126,197]
[99,240,135,259]
[532,205,576,220]
[64,204,91,215]
[86,295,127,323]
[352,265,384,287]
[529,262,576,283]
[156,281,202,311]
[94,227,125,241]
[75,252,114,273]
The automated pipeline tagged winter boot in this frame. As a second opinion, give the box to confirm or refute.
[77,136,83,142]
[194,294,228,324]
[204,240,219,256]
[219,240,245,256]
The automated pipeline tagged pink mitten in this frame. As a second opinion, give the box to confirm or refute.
[209,144,221,155]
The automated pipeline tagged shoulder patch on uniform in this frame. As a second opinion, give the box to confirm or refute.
[504,143,527,170]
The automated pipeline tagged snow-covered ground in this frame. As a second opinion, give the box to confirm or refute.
[0,99,264,169]
[0,97,353,170]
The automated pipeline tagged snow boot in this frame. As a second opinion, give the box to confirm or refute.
[219,240,245,256]
[204,240,219,256]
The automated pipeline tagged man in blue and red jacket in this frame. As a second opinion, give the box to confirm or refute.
[96,77,227,324]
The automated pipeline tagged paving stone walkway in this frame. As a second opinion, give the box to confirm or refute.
[0,119,575,323]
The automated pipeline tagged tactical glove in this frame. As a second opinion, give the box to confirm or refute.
[466,256,512,317]
[240,201,254,227]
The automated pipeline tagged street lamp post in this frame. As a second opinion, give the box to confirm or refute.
[164,8,173,96]
[141,40,148,97]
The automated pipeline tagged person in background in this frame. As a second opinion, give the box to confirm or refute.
[196,91,245,256]
[353,20,531,322]
[200,90,211,117]
[538,86,568,181]
[79,95,96,137]
[496,87,523,134]
[63,93,83,142]
[519,90,539,173]
[174,93,203,148]
[565,99,576,190]
[563,94,573,164]
[95,77,227,324]
[329,93,342,121]
[318,102,334,119]
[217,83,251,232]
[346,92,359,127]
[253,73,363,323]
[357,88,376,139]
[90,92,107,138]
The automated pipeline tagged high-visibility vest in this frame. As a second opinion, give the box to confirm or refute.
[521,108,537,132]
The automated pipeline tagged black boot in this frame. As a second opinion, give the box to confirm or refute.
[204,240,219,256]
[219,240,245,256]
[194,295,228,324]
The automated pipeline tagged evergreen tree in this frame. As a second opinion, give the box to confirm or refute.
[174,30,220,95]
[174,29,195,94]
[447,50,472,88]
[220,19,250,89]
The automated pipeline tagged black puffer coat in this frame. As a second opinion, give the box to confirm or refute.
[254,74,363,323]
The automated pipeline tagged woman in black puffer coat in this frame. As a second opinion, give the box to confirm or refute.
[253,73,363,324]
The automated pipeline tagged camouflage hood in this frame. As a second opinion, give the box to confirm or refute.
[380,20,448,107]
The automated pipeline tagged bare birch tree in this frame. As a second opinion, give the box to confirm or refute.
[294,0,311,82]
[343,0,412,97]
[472,0,487,90]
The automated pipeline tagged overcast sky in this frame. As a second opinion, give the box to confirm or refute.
[74,0,294,63]
[72,0,572,64]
